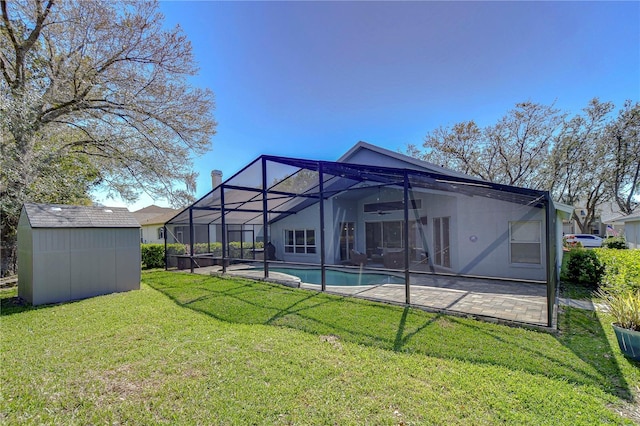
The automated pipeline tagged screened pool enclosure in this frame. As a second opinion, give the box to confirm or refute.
[165,154,562,328]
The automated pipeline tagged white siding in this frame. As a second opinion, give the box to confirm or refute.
[453,195,545,281]
[141,224,164,244]
[270,204,322,264]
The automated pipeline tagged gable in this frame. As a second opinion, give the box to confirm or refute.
[338,141,476,180]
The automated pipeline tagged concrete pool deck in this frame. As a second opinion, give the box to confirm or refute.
[187,264,552,327]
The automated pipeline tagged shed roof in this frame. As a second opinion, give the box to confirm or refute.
[22,203,140,228]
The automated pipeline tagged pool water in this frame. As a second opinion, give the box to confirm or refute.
[267,267,404,286]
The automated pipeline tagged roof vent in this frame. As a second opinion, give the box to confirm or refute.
[103,209,113,213]
[51,207,62,212]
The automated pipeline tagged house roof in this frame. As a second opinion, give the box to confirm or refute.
[22,203,139,228]
[131,205,180,226]
[616,212,640,223]
[553,201,574,218]
[138,210,181,226]
[337,141,477,180]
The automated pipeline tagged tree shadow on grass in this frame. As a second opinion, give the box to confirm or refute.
[143,271,635,401]
[557,306,635,400]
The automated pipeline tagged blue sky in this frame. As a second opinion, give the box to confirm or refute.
[103,1,639,210]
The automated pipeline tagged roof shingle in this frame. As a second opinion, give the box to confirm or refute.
[23,203,140,228]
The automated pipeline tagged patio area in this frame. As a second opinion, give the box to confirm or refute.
[188,264,550,327]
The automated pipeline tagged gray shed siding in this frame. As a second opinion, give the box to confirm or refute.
[18,204,141,306]
[17,209,34,303]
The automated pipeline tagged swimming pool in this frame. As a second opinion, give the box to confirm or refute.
[265,267,404,286]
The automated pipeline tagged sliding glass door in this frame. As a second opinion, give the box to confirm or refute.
[365,221,404,257]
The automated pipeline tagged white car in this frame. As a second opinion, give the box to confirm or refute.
[564,234,603,248]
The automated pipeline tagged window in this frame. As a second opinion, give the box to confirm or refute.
[509,221,541,264]
[284,229,316,254]
[158,227,165,240]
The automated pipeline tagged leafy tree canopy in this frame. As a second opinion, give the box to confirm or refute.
[407,99,639,232]
[0,0,217,274]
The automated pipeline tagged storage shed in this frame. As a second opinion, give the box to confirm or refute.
[18,203,141,306]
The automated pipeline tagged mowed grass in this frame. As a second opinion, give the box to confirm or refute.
[1,271,638,425]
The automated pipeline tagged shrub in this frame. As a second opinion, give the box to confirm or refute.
[564,249,605,289]
[141,244,165,269]
[142,241,266,269]
[594,248,640,292]
[189,241,264,258]
[602,237,628,250]
[141,243,187,269]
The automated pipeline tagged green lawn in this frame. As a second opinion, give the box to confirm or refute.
[2,271,638,424]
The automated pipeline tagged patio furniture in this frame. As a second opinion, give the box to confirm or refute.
[349,249,368,266]
[383,249,405,269]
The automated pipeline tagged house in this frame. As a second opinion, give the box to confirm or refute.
[562,201,626,236]
[132,205,180,243]
[166,141,572,279]
[166,141,572,326]
[617,212,640,249]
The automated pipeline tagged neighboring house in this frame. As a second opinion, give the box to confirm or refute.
[562,201,626,236]
[167,141,572,285]
[617,212,640,249]
[133,204,221,245]
[132,205,180,243]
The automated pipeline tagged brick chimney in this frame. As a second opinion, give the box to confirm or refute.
[211,170,223,189]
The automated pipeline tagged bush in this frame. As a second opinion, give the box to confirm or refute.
[141,243,187,269]
[594,248,640,292]
[141,241,266,269]
[564,249,605,289]
[141,244,165,269]
[190,241,264,258]
[602,237,628,250]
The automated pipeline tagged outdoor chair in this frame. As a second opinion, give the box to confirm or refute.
[382,250,405,269]
[349,249,368,266]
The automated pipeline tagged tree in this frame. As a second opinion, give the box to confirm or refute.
[409,102,564,190]
[0,0,216,275]
[604,101,640,215]
[549,99,614,232]
[407,98,638,234]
